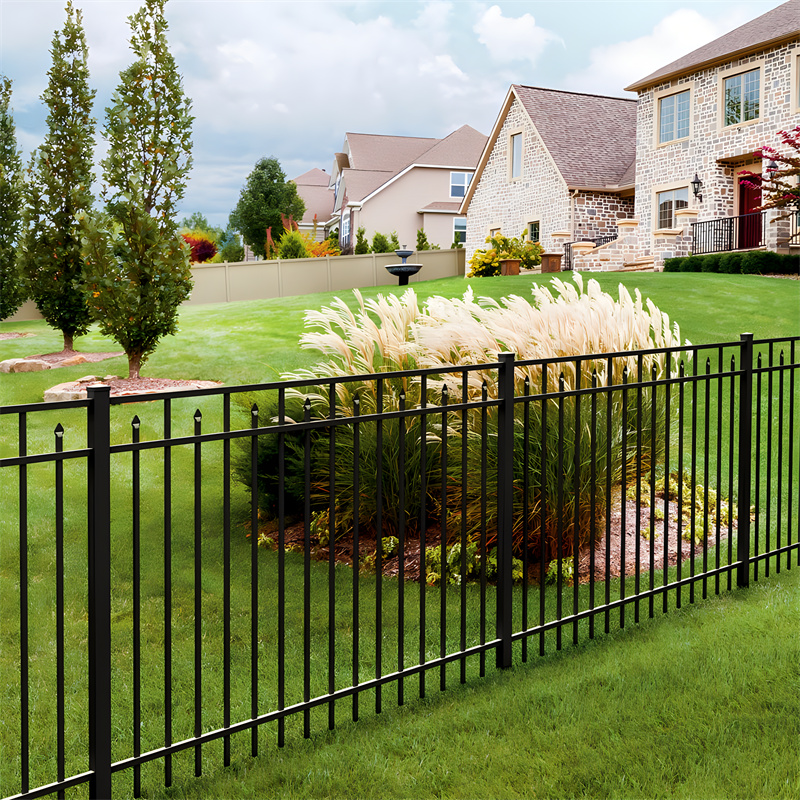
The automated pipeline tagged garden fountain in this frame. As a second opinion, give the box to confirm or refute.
[385,247,422,286]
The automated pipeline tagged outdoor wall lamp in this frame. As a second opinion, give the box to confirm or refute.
[765,159,779,175]
[691,172,703,202]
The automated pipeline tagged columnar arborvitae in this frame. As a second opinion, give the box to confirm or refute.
[80,0,194,378]
[0,77,26,322]
[18,1,95,350]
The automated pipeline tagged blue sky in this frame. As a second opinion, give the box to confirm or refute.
[0,0,786,227]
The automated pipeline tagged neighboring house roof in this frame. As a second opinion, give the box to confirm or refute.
[293,167,334,226]
[345,132,439,173]
[461,86,636,213]
[626,0,800,92]
[420,201,463,212]
[332,125,488,210]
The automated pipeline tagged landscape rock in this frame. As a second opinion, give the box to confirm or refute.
[0,358,52,373]
[60,354,89,366]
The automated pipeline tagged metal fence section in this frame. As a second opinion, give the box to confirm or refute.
[1,334,798,799]
[691,211,767,255]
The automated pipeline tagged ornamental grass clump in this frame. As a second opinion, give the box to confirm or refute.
[239,274,690,564]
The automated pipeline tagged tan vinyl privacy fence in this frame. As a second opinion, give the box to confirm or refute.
[6,249,466,322]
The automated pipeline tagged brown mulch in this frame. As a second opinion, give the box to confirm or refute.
[0,332,36,340]
[261,492,733,586]
[27,348,123,365]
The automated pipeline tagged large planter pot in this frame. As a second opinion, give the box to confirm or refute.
[500,258,520,276]
[540,252,563,273]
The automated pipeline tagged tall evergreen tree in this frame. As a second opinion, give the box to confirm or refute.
[0,77,26,321]
[17,1,95,350]
[81,0,194,379]
[228,157,305,258]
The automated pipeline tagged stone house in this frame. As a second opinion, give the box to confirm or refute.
[460,85,637,265]
[462,0,800,271]
[326,125,487,252]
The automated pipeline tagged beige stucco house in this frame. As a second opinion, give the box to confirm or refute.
[461,0,799,271]
[293,168,335,242]
[327,125,487,252]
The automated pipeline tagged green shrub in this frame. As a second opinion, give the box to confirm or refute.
[371,231,393,253]
[663,257,684,272]
[740,250,765,274]
[701,253,723,272]
[416,228,431,251]
[354,226,370,254]
[681,255,703,272]
[277,229,311,259]
[718,252,739,274]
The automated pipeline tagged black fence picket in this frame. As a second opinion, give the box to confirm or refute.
[1,334,798,799]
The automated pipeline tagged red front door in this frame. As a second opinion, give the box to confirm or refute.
[738,176,762,249]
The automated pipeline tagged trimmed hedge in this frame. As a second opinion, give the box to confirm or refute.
[664,250,799,275]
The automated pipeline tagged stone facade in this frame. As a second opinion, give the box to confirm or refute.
[465,97,635,259]
[465,98,569,256]
[634,38,800,257]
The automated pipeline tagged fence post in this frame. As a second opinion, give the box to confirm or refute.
[496,352,515,669]
[737,334,753,589]
[87,385,113,799]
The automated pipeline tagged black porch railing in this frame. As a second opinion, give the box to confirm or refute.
[563,234,617,270]
[1,334,798,799]
[691,211,766,255]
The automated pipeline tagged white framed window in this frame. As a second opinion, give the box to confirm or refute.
[453,217,467,244]
[527,220,540,243]
[341,212,350,245]
[723,67,760,126]
[450,172,472,199]
[793,53,800,114]
[658,89,690,143]
[656,187,689,230]
[509,132,522,180]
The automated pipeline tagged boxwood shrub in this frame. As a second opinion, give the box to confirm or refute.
[663,251,799,275]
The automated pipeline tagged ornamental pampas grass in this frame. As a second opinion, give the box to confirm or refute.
[271,274,690,558]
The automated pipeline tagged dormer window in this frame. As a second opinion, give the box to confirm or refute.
[450,172,472,199]
[659,89,690,143]
[724,68,760,126]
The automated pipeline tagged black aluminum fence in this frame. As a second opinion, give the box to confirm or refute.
[1,333,798,799]
[692,211,766,255]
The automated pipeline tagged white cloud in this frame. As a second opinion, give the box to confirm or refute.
[474,5,561,66]
[563,8,755,95]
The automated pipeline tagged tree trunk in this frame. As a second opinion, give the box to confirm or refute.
[63,332,74,352]
[128,352,142,380]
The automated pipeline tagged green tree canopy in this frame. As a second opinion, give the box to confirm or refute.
[81,0,194,379]
[0,77,25,321]
[228,157,305,258]
[17,1,95,349]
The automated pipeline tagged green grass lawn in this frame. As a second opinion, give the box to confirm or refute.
[1,273,798,800]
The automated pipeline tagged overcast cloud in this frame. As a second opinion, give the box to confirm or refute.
[0,0,784,227]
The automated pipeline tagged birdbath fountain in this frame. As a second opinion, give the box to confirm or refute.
[386,247,422,286]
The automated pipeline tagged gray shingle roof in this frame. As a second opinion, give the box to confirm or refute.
[626,0,800,92]
[512,85,637,189]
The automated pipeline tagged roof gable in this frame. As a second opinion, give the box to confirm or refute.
[512,85,637,189]
[415,125,488,167]
[626,0,800,92]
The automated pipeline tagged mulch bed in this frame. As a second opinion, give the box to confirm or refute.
[0,332,36,340]
[259,489,734,586]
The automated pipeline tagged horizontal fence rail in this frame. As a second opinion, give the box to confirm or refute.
[1,334,798,798]
[691,211,766,255]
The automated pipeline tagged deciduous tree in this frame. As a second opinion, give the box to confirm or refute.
[0,77,25,321]
[228,157,305,258]
[81,0,193,379]
[17,1,95,349]
[742,126,800,216]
